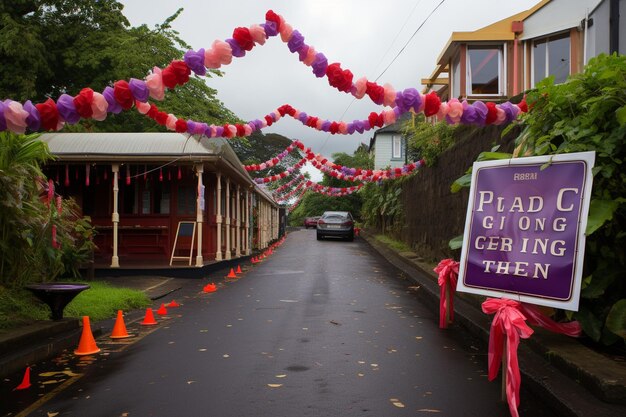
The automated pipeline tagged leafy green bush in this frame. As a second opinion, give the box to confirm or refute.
[455,54,626,345]
[515,53,626,345]
[404,114,459,165]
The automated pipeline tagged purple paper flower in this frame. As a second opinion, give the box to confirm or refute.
[287,30,305,53]
[262,21,279,37]
[129,78,149,102]
[186,120,196,134]
[500,102,519,123]
[24,100,41,131]
[57,94,80,124]
[184,48,206,76]
[215,126,224,137]
[103,87,122,114]
[248,122,257,132]
[321,120,331,131]
[472,101,488,125]
[225,39,245,58]
[205,126,214,137]
[395,88,421,113]
[347,123,355,134]
[297,112,308,123]
[0,101,7,131]
[460,101,478,124]
[253,119,264,129]
[354,120,365,134]
[195,122,208,135]
[312,53,328,78]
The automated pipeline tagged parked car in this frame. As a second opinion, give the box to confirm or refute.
[304,216,320,229]
[316,211,354,241]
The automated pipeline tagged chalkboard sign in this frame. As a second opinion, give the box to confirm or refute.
[169,221,196,266]
[178,222,195,237]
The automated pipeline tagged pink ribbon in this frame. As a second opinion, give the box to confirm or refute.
[434,259,459,328]
[482,298,534,417]
[519,303,582,337]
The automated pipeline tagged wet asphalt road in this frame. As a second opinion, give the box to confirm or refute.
[17,229,556,416]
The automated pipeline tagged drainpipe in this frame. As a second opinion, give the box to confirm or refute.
[111,164,120,268]
[195,164,204,267]
[610,0,619,54]
[512,21,524,96]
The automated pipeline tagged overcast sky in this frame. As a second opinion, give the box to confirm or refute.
[118,0,538,178]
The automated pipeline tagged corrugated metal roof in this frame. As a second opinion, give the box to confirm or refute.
[39,132,229,157]
[38,132,278,204]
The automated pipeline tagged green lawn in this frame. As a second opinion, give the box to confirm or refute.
[0,281,150,331]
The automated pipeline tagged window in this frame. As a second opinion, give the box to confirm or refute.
[392,135,402,159]
[467,45,503,95]
[533,33,570,86]
[177,185,196,215]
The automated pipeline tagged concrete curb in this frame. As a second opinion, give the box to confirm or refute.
[361,231,626,417]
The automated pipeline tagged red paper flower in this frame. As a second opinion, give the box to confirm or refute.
[73,88,94,118]
[366,82,385,105]
[266,10,282,31]
[485,102,498,124]
[330,122,339,134]
[326,63,353,93]
[264,115,273,126]
[147,104,159,118]
[424,92,441,117]
[155,112,169,126]
[233,27,254,51]
[171,60,191,86]
[113,80,134,110]
[368,112,383,128]
[161,66,177,89]
[236,124,246,137]
[35,98,59,131]
[175,119,187,133]
[518,99,528,113]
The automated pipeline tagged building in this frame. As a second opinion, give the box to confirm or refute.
[422,0,624,101]
[369,113,411,170]
[39,132,280,269]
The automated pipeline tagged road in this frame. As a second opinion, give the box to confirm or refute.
[14,229,557,416]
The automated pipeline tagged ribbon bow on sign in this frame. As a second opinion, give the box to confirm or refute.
[482,298,534,417]
[434,259,459,328]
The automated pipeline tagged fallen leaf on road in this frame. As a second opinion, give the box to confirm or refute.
[47,412,59,417]
[329,320,341,326]
[390,399,405,408]
[417,409,441,413]
[187,381,195,384]
[198,349,207,352]
[267,384,283,388]
[275,374,287,378]
[223,354,230,358]
[415,336,423,340]
[358,373,364,377]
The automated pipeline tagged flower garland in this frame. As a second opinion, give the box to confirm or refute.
[243,140,305,171]
[272,174,305,195]
[275,180,363,202]
[0,10,528,137]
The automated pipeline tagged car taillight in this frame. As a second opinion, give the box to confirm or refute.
[342,220,353,227]
[318,219,326,225]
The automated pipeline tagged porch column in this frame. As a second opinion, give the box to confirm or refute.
[235,184,241,257]
[225,178,231,260]
[111,164,120,268]
[215,172,222,261]
[195,164,204,267]
[245,189,251,255]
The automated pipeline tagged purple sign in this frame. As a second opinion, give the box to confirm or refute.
[457,152,595,311]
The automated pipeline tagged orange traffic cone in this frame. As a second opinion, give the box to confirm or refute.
[74,316,101,356]
[203,283,217,293]
[140,308,158,325]
[156,303,168,315]
[236,265,242,274]
[226,268,237,279]
[110,310,131,339]
[15,367,31,390]
[167,300,180,308]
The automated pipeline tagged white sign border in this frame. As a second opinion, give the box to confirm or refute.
[456,151,595,311]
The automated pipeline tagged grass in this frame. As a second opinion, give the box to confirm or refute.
[374,234,412,253]
[0,281,151,332]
